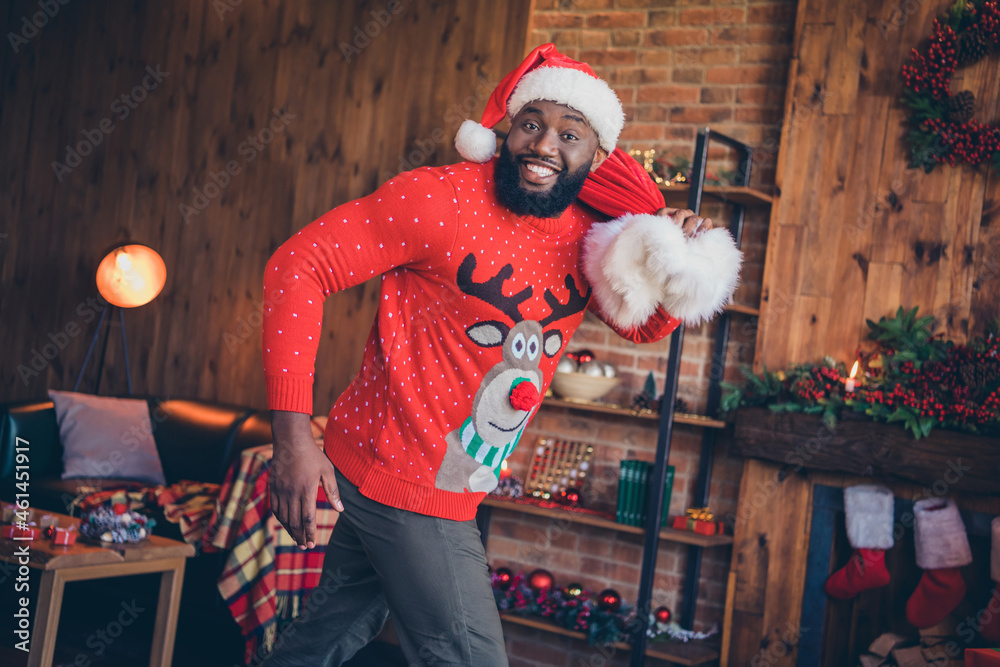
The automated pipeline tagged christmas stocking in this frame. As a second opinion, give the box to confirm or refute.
[979,517,1000,642]
[905,498,973,628]
[825,485,894,599]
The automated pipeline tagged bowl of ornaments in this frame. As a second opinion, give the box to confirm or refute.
[550,349,620,402]
[78,500,155,545]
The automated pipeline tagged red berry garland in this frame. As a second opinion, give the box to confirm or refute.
[901,0,1000,172]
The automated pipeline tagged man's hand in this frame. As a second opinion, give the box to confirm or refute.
[269,411,344,550]
[656,207,714,238]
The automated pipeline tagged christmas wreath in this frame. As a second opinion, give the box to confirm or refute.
[901,0,1000,172]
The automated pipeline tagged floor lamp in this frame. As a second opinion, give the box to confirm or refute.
[73,244,166,395]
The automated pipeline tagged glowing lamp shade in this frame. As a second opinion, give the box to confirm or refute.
[95,245,166,308]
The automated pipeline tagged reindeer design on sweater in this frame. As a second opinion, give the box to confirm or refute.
[434,253,591,494]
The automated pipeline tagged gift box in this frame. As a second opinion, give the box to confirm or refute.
[966,648,1000,666]
[46,526,77,546]
[1,524,40,540]
[670,515,726,536]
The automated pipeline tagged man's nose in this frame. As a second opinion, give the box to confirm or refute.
[530,129,559,158]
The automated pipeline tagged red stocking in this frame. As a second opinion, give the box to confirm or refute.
[982,517,1000,641]
[824,485,895,600]
[825,548,891,599]
[906,498,972,629]
[905,568,967,628]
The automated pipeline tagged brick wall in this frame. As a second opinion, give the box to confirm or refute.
[493,2,797,664]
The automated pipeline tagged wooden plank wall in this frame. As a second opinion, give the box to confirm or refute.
[0,0,530,408]
[729,0,1000,664]
[755,0,1000,371]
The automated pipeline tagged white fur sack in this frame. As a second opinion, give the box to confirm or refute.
[582,213,742,330]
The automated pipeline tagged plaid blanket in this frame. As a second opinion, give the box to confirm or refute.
[203,419,338,665]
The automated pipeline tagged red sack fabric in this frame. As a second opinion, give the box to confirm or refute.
[579,147,666,218]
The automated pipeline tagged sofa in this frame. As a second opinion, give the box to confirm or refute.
[0,395,277,663]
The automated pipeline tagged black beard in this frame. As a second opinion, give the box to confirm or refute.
[494,141,591,218]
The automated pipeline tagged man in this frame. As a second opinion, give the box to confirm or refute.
[260,44,740,666]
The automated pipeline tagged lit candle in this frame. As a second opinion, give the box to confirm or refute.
[499,459,511,481]
[845,360,859,393]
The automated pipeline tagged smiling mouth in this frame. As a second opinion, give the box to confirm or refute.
[488,412,530,433]
[518,157,562,185]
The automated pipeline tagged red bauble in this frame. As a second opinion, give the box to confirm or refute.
[654,605,672,624]
[494,567,513,590]
[597,588,622,612]
[527,569,554,593]
[560,487,581,507]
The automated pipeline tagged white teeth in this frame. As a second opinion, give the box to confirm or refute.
[526,163,557,177]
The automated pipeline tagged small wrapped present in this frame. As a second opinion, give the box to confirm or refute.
[966,649,1000,666]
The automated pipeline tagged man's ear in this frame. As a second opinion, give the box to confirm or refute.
[590,147,608,173]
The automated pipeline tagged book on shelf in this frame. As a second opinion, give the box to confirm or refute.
[615,459,675,527]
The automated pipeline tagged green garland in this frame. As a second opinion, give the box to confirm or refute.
[722,307,1000,439]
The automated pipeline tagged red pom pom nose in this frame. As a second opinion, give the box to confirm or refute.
[510,381,540,411]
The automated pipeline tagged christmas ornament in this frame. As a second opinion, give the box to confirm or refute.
[597,589,622,612]
[569,349,595,364]
[654,606,672,624]
[578,359,605,377]
[563,582,584,599]
[824,485,894,599]
[527,569,554,594]
[560,486,581,507]
[602,363,617,378]
[494,567,514,590]
[901,0,1000,173]
[556,356,578,373]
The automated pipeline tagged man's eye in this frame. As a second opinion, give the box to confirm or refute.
[562,133,578,141]
[524,122,538,130]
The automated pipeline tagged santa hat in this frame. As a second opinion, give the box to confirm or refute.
[455,44,625,163]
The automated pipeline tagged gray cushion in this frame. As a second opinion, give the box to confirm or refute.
[48,390,166,485]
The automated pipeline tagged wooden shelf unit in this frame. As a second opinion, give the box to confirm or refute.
[661,184,773,207]
[541,397,728,429]
[500,614,720,666]
[477,128,769,666]
[481,497,734,548]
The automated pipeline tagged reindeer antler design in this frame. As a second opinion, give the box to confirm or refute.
[539,275,592,327]
[457,253,532,323]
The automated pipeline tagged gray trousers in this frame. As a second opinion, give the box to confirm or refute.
[256,469,508,667]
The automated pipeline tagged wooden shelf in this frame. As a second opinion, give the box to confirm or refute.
[500,614,720,666]
[660,184,773,207]
[541,397,728,429]
[724,302,760,317]
[481,497,734,548]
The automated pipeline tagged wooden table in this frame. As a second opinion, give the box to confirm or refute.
[0,511,195,667]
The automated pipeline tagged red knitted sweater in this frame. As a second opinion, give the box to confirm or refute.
[263,160,680,520]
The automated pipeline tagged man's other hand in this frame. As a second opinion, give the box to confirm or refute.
[656,207,714,238]
[269,411,344,550]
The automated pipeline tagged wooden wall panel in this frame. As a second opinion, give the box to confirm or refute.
[754,0,1000,372]
[732,0,1000,662]
[0,0,531,408]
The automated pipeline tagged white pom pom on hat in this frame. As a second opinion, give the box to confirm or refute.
[454,43,624,163]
